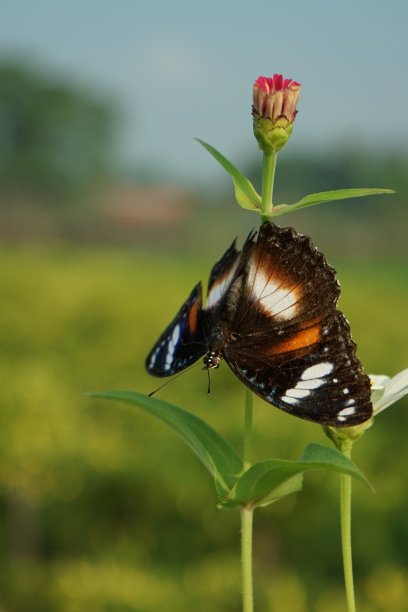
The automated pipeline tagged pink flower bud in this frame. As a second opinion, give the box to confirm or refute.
[253,74,301,154]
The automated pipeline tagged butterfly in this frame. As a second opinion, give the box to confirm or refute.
[146,221,372,426]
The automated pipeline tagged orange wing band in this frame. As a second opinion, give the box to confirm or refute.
[271,325,321,355]
[188,300,200,334]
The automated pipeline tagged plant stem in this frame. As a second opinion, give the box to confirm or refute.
[241,506,254,612]
[261,151,277,222]
[241,389,254,612]
[339,439,356,612]
[240,147,278,612]
[243,388,253,470]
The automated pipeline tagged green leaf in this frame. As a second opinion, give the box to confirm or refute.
[88,391,243,495]
[196,138,261,211]
[272,188,395,217]
[219,443,371,510]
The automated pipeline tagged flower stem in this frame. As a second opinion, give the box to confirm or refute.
[240,145,278,612]
[261,151,277,222]
[339,439,356,612]
[241,389,254,612]
[243,388,253,470]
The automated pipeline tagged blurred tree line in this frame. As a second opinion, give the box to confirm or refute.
[0,61,116,208]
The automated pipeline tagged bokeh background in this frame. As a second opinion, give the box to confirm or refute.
[1,1,407,610]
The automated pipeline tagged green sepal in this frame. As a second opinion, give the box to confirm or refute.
[253,116,293,154]
[271,187,395,217]
[196,138,261,211]
[88,391,243,496]
[218,443,371,510]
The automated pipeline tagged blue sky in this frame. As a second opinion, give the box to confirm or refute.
[1,0,407,182]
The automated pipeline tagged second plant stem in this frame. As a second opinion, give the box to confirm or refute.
[340,439,356,612]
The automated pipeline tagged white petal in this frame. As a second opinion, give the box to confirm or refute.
[369,373,390,390]
[384,368,408,396]
[373,368,408,416]
[369,373,389,405]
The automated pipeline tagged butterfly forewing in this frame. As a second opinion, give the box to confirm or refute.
[233,223,340,334]
[146,283,207,376]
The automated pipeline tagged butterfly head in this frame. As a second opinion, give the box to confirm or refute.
[203,325,236,370]
[203,350,223,370]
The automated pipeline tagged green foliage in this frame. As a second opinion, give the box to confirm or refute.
[0,246,407,611]
[90,390,243,497]
[197,139,393,220]
[90,392,368,510]
[196,139,261,211]
[272,187,395,216]
[221,444,370,509]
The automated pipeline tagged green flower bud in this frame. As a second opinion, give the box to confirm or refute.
[323,420,373,451]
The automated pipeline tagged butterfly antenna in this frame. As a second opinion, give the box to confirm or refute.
[148,363,200,397]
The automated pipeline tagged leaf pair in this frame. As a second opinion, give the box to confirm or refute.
[89,391,370,511]
[197,139,394,217]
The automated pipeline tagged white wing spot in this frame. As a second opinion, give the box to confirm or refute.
[165,343,175,363]
[294,378,325,390]
[149,348,159,367]
[339,406,356,417]
[285,388,311,399]
[301,362,334,380]
[281,395,299,406]
[249,268,299,321]
[343,388,349,395]
[172,325,180,345]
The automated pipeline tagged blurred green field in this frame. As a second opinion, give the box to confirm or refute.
[1,245,408,612]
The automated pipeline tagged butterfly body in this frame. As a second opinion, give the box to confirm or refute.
[146,222,372,427]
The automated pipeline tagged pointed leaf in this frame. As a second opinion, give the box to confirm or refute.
[196,138,261,211]
[219,443,370,509]
[89,391,243,495]
[217,474,303,510]
[272,188,395,217]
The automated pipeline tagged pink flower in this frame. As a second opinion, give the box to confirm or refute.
[253,74,301,124]
[252,74,301,154]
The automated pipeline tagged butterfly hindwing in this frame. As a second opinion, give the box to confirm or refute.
[146,283,207,377]
[226,312,372,425]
